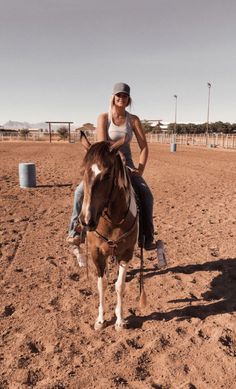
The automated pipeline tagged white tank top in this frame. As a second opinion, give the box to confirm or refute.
[107,112,135,168]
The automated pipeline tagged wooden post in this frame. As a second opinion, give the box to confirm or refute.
[49,123,52,143]
[68,122,71,143]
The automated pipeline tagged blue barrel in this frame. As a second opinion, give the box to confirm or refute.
[170,143,177,152]
[19,163,36,188]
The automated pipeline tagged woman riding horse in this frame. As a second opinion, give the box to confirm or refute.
[67,82,156,251]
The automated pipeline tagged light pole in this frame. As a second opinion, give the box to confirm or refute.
[173,94,178,137]
[206,82,211,135]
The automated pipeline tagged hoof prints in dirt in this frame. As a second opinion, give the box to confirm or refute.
[18,355,31,368]
[24,369,44,387]
[0,380,9,389]
[49,384,66,389]
[79,288,92,296]
[219,331,236,357]
[27,341,45,354]
[126,337,143,349]
[151,385,196,389]
[113,376,128,387]
[135,352,151,380]
[2,304,15,317]
[69,273,80,281]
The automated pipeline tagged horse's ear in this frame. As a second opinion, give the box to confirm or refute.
[110,134,129,151]
[80,130,91,150]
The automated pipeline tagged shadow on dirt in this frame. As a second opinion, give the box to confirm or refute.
[127,258,236,328]
[36,183,72,188]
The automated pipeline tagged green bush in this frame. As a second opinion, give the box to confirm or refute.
[19,128,29,139]
[57,126,68,139]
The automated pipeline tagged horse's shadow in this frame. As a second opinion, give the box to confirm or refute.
[126,258,236,328]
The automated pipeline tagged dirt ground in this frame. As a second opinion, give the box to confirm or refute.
[0,141,235,389]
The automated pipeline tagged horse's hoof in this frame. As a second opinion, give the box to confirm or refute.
[115,321,127,331]
[94,321,104,331]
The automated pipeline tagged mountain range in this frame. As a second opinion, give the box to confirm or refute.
[2,121,48,129]
[1,121,94,131]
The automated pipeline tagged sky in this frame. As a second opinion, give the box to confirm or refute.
[1,0,236,126]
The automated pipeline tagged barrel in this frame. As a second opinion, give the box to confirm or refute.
[19,163,36,188]
[170,143,177,152]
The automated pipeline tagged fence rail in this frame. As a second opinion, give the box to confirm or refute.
[1,132,235,149]
[146,133,236,149]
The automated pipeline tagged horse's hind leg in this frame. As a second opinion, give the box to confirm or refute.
[94,276,107,330]
[115,262,128,331]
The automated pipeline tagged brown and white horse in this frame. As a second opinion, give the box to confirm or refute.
[80,132,139,330]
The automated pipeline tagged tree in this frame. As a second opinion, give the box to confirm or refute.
[141,120,153,133]
[57,126,68,139]
[19,128,29,140]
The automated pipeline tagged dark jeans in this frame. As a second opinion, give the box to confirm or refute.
[130,175,154,244]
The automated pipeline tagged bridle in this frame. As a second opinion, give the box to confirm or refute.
[92,161,138,261]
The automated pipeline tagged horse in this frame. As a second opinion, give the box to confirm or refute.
[79,131,142,331]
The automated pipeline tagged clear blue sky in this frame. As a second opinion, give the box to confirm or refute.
[1,0,236,126]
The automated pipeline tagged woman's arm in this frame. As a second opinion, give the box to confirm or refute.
[132,115,149,175]
[96,113,108,141]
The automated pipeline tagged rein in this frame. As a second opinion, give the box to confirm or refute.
[94,164,137,261]
[94,212,138,261]
[102,191,131,226]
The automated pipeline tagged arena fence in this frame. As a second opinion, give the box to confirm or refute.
[146,133,236,149]
[1,132,235,149]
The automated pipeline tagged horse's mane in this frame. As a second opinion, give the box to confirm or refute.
[84,141,109,163]
[82,141,115,172]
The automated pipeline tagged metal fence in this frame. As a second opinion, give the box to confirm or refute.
[146,133,236,149]
[1,131,235,149]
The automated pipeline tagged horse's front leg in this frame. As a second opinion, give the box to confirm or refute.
[94,276,107,330]
[115,262,128,331]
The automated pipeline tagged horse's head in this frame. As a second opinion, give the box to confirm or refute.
[79,132,129,231]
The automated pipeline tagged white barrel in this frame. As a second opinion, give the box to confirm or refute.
[19,163,36,188]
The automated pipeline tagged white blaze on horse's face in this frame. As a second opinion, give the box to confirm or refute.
[83,163,102,226]
[91,163,101,177]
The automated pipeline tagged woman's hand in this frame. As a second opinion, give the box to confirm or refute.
[128,167,144,176]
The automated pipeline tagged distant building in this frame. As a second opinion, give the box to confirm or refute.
[0,128,18,136]
[75,123,95,136]
[147,119,169,133]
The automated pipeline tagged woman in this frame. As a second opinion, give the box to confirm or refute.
[67,82,156,250]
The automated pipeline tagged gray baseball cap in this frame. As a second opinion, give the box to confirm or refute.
[113,82,130,96]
